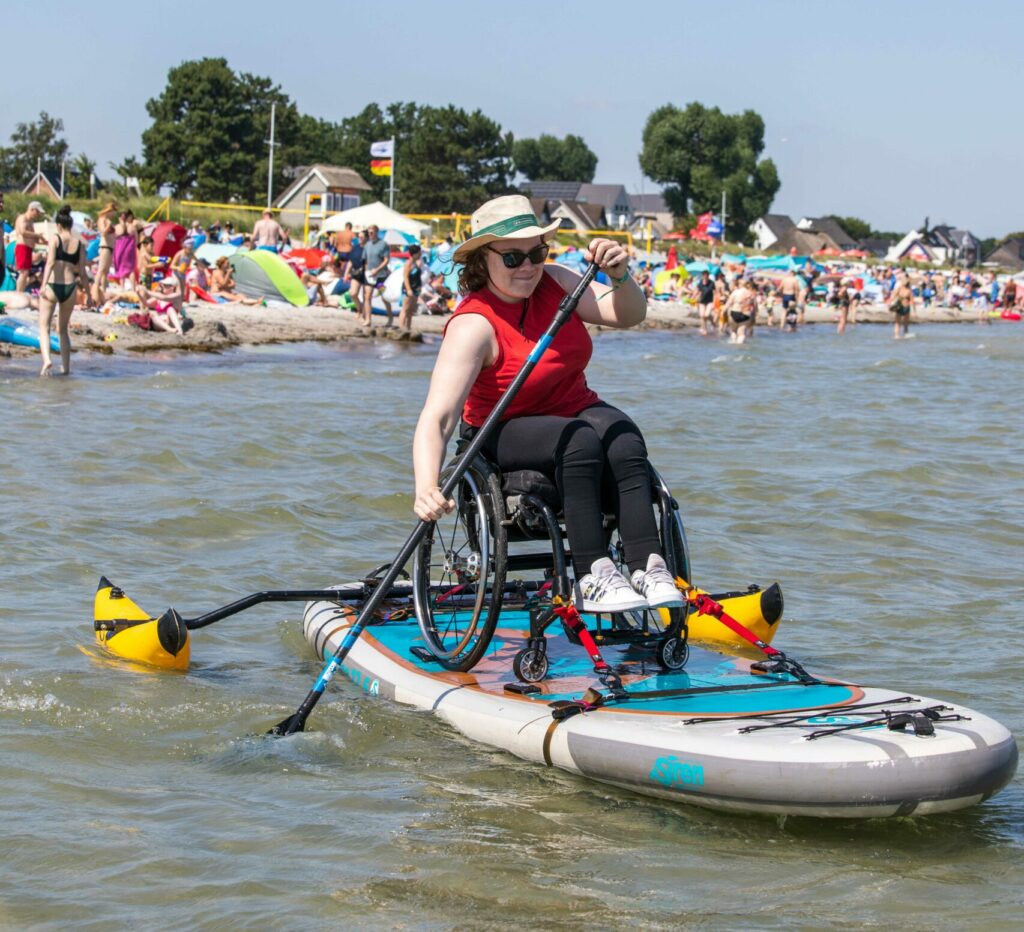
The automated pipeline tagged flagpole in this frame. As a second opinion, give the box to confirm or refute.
[389,136,395,209]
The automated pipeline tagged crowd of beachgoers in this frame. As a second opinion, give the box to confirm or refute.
[636,249,1024,342]
[2,200,1022,374]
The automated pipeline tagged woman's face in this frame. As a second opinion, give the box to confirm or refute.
[483,235,546,302]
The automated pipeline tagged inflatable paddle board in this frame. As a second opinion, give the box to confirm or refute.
[0,315,60,352]
[303,588,1017,819]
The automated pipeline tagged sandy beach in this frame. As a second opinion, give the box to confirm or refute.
[0,297,988,362]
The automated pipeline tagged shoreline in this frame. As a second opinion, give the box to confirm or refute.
[0,298,997,362]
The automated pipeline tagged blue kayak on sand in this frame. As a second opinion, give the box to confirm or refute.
[0,315,61,352]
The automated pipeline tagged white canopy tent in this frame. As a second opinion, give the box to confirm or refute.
[321,201,429,239]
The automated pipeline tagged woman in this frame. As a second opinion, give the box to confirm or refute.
[889,274,914,339]
[722,277,757,344]
[210,256,258,304]
[412,196,683,614]
[38,205,87,376]
[399,244,423,331]
[92,202,117,305]
[835,280,852,335]
[136,279,186,335]
[112,210,138,290]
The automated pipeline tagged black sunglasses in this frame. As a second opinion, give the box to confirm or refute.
[488,244,549,269]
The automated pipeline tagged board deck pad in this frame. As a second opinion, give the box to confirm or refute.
[324,608,863,716]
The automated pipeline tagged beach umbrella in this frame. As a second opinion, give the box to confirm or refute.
[70,210,91,234]
[383,229,417,246]
[287,247,330,270]
[151,221,188,259]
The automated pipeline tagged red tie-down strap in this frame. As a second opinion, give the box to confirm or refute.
[551,601,613,673]
[687,591,781,657]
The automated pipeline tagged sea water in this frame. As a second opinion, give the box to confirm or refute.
[1,323,1021,928]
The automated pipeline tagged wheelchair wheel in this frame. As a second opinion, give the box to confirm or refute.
[512,646,549,683]
[656,634,689,671]
[413,459,507,671]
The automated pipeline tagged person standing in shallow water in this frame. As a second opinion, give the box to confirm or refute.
[889,274,915,339]
[38,205,87,376]
[412,195,684,615]
[399,244,423,331]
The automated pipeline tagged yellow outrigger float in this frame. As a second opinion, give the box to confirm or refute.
[93,577,189,670]
[92,574,781,672]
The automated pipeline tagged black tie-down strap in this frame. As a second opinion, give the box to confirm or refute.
[547,675,826,721]
[803,705,969,741]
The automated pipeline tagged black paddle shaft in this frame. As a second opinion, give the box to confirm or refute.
[272,263,600,736]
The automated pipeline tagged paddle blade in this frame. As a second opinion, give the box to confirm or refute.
[267,713,306,737]
[266,688,321,736]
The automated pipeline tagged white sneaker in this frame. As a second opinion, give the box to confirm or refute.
[631,554,685,609]
[574,558,648,613]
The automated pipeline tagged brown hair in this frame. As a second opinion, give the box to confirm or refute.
[216,256,229,269]
[457,248,490,295]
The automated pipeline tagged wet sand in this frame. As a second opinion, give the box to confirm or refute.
[0,297,994,361]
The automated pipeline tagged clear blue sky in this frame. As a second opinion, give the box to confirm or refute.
[4,1,1021,237]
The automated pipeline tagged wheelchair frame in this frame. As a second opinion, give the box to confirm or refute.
[411,454,692,684]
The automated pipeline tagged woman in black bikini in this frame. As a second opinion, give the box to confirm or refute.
[38,205,87,376]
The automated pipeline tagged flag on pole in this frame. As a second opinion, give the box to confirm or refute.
[370,159,392,176]
[370,140,394,158]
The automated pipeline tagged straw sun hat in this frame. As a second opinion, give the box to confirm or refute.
[453,194,560,264]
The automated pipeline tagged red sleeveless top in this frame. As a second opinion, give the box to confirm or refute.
[447,271,601,427]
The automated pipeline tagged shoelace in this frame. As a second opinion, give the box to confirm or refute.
[636,568,675,592]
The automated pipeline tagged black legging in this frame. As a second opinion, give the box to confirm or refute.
[480,402,661,576]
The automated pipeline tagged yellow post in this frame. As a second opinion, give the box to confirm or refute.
[146,197,170,223]
[646,220,652,255]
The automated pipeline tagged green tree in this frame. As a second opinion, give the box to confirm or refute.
[639,102,780,239]
[141,58,301,202]
[826,215,872,242]
[64,153,97,198]
[299,102,512,212]
[513,133,597,182]
[0,111,69,186]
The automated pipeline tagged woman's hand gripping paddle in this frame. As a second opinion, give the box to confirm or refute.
[675,577,818,685]
[269,263,601,737]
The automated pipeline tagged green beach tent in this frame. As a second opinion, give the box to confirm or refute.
[228,250,309,307]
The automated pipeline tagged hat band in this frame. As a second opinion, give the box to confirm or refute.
[473,214,542,239]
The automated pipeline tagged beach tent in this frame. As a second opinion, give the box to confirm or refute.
[653,267,688,295]
[151,221,188,260]
[195,242,239,264]
[228,251,309,307]
[321,201,429,240]
[428,248,460,295]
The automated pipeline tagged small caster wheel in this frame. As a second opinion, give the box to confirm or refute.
[656,635,688,671]
[513,647,549,683]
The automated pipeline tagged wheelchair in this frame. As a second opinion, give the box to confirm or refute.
[411,451,692,683]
